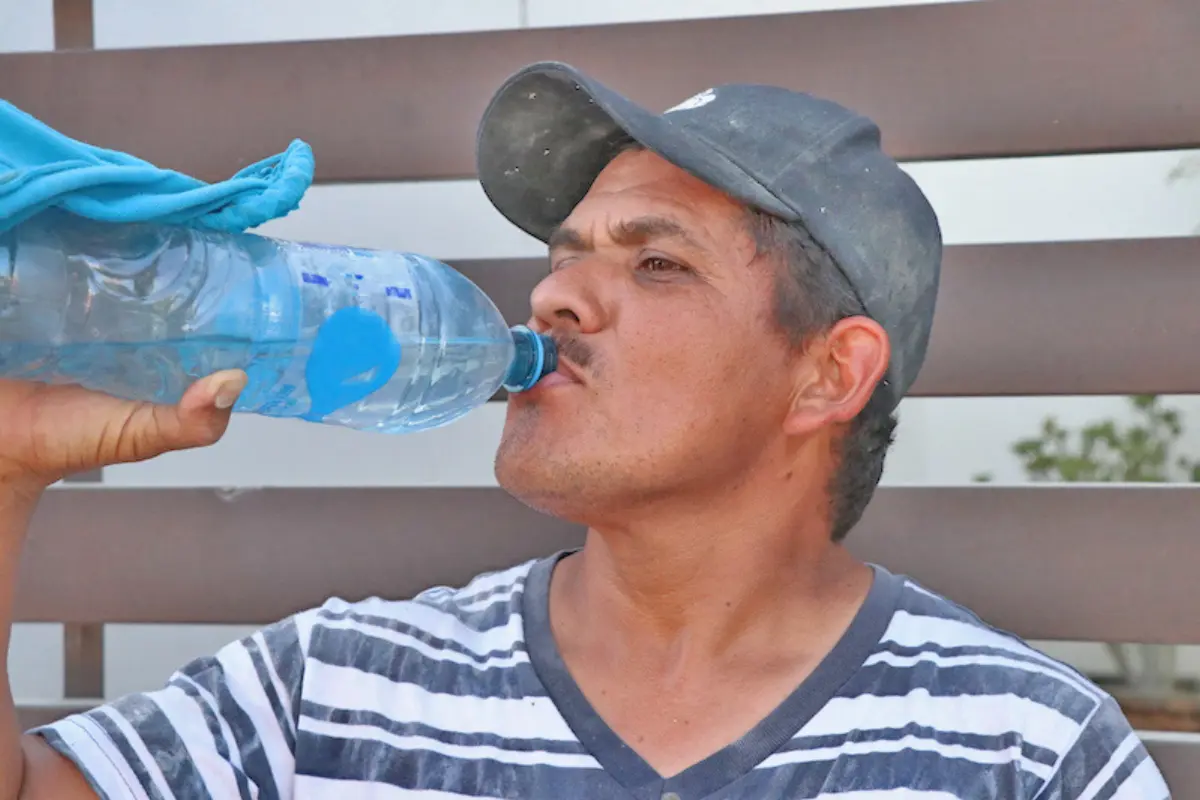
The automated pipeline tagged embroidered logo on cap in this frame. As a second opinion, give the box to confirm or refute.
[665,88,716,114]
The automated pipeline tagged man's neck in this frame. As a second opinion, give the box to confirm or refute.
[549,478,873,671]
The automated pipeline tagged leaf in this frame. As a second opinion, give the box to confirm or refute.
[1008,394,1197,485]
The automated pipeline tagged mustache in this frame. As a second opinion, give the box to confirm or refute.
[550,332,596,372]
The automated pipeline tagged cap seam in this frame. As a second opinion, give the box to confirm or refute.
[685,120,877,314]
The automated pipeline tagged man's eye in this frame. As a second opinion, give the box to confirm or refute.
[639,256,687,273]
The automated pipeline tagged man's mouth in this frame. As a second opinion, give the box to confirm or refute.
[529,357,584,391]
[536,372,576,389]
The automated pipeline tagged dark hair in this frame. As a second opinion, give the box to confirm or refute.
[608,136,895,541]
[748,211,897,543]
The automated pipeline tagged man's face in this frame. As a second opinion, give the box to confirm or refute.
[494,149,801,522]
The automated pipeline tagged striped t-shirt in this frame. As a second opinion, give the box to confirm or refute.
[37,551,1169,799]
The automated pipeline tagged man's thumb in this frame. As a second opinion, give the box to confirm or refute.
[169,369,248,448]
[197,370,249,413]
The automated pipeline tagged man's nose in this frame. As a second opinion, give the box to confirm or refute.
[528,261,607,335]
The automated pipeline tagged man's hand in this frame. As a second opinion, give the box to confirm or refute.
[0,371,245,799]
[0,370,247,499]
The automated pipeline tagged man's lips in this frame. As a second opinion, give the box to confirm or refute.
[534,358,584,389]
[536,372,575,389]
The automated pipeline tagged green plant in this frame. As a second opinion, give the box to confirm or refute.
[1013,394,1200,483]
[1007,394,1198,700]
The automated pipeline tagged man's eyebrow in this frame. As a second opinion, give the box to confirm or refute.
[547,225,589,253]
[613,216,705,250]
[547,215,706,254]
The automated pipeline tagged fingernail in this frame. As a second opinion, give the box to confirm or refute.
[213,373,247,409]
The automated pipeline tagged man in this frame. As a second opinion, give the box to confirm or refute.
[1,61,1168,799]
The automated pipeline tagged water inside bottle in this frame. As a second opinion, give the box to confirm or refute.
[0,210,529,433]
[0,335,513,432]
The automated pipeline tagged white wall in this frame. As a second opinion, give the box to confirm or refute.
[0,0,53,52]
[85,0,982,49]
[525,0,979,28]
[91,0,522,49]
[6,0,1200,702]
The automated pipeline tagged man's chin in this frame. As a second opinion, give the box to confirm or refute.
[494,448,554,507]
[496,479,584,523]
[495,446,590,522]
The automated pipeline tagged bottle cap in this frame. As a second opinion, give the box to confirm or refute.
[504,325,558,392]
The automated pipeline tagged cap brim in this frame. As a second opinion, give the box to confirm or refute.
[476,61,794,243]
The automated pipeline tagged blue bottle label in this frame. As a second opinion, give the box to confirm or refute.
[300,307,402,421]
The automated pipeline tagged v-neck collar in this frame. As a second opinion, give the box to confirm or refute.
[522,550,903,800]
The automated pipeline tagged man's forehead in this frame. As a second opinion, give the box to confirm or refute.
[590,148,721,197]
[555,150,750,239]
[548,213,704,252]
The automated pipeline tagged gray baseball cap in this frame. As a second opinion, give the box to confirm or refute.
[476,61,942,410]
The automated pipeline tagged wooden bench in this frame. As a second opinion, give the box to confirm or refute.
[4,0,1200,791]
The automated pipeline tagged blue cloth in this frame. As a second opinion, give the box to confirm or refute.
[0,98,314,234]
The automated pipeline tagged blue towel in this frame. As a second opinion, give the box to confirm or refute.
[0,98,314,234]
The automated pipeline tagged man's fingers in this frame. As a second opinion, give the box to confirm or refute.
[121,370,249,460]
[175,369,247,445]
[184,370,249,414]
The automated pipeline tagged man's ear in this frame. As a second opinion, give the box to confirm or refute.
[783,316,890,437]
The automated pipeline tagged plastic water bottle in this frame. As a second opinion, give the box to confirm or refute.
[0,209,556,433]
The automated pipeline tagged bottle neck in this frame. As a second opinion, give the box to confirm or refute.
[503,325,557,392]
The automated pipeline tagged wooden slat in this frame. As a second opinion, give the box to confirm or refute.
[456,236,1200,399]
[62,623,103,698]
[15,486,582,625]
[2,0,1197,183]
[908,237,1200,397]
[847,485,1200,644]
[52,0,94,51]
[12,485,1200,644]
[61,468,103,483]
[1141,733,1200,794]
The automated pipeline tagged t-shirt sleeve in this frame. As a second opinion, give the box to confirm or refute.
[1038,694,1171,799]
[31,612,311,800]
